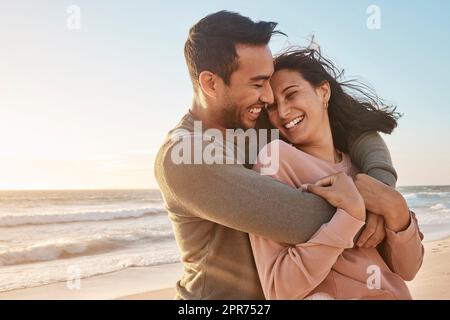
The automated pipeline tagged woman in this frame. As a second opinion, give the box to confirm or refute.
[250,48,424,300]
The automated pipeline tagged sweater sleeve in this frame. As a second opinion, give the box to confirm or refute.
[349,131,398,187]
[378,211,425,281]
[155,135,335,245]
[250,209,365,299]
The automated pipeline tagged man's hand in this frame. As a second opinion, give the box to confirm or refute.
[354,173,411,232]
[356,212,386,248]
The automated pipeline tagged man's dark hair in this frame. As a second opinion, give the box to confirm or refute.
[184,10,283,91]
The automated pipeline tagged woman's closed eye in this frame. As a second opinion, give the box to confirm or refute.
[286,91,298,101]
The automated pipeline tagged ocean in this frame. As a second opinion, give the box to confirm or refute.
[0,186,449,293]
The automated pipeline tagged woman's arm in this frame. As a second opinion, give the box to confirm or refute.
[250,148,367,299]
[250,208,364,299]
[377,211,424,281]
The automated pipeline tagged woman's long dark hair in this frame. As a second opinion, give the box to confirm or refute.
[258,47,401,153]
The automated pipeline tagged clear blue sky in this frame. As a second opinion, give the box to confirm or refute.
[0,0,449,189]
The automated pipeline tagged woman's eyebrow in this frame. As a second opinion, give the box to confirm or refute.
[281,85,299,94]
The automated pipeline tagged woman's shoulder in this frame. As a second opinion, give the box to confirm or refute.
[255,140,358,175]
[258,139,309,156]
[255,139,317,169]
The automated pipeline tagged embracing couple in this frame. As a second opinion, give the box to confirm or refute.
[155,11,424,300]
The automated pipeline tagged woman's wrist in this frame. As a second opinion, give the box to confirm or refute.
[345,199,366,222]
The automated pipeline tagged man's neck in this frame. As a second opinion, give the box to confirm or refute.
[190,98,227,133]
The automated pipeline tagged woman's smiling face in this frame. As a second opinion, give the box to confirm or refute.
[267,69,331,146]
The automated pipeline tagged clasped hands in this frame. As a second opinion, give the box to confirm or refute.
[307,173,411,248]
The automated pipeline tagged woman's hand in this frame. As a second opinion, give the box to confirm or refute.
[354,174,411,232]
[307,172,366,221]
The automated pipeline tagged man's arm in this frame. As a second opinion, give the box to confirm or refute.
[155,138,335,245]
[157,131,396,246]
[354,174,424,280]
[349,131,397,187]
[349,131,398,247]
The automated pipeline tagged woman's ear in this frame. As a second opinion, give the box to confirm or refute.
[198,71,220,99]
[318,81,331,109]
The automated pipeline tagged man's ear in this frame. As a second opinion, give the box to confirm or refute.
[198,71,220,99]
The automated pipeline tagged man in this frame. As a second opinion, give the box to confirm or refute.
[155,11,398,299]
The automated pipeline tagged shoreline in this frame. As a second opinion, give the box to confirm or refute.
[0,263,183,300]
[0,237,449,300]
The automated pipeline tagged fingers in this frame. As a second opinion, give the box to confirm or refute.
[308,172,359,213]
[356,213,378,247]
[306,184,329,199]
[313,173,337,187]
[362,215,386,248]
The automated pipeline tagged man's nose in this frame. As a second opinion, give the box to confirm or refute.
[260,83,274,105]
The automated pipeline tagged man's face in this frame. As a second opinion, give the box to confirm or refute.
[217,44,274,130]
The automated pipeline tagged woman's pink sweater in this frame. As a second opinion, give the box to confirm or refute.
[250,140,424,300]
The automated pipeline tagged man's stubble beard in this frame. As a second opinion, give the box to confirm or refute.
[219,94,246,130]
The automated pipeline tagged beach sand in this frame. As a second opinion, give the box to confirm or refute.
[407,237,450,300]
[0,263,183,300]
[0,238,448,300]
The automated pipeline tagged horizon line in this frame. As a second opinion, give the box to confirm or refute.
[1,184,450,192]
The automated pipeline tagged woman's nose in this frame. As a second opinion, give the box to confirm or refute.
[278,102,291,119]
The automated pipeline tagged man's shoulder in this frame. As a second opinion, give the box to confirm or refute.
[156,112,194,156]
[155,111,210,177]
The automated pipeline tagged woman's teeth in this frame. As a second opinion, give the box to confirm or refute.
[284,115,304,129]
[249,107,262,114]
